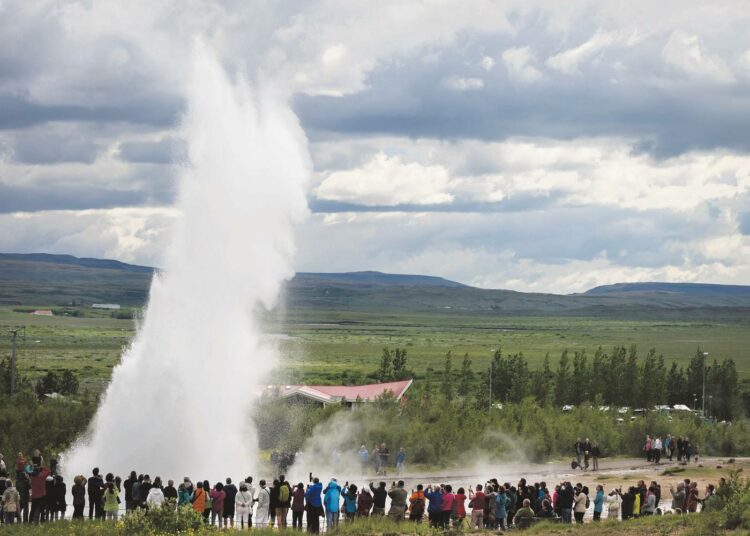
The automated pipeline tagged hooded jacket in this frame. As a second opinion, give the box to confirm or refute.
[305,481,323,508]
[323,480,341,513]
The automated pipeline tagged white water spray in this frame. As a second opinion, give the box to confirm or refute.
[65,42,310,480]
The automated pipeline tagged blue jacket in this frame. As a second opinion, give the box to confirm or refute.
[342,489,357,513]
[424,490,443,513]
[305,482,323,508]
[594,490,605,513]
[323,481,341,513]
[495,492,509,517]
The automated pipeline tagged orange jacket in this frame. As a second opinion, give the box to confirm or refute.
[192,488,206,512]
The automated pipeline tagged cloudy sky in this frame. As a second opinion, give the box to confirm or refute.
[2,0,750,293]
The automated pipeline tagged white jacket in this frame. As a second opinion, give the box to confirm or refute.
[236,490,254,515]
[146,487,165,507]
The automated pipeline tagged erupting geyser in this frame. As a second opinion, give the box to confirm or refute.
[65,41,310,479]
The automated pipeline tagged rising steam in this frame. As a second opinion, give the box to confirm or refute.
[65,41,310,480]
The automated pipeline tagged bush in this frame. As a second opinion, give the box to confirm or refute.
[121,503,207,534]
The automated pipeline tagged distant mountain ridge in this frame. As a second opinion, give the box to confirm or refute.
[584,282,750,297]
[2,253,750,318]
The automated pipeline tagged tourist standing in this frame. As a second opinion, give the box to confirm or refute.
[147,477,165,509]
[277,476,292,529]
[573,486,588,524]
[223,478,237,528]
[2,479,19,524]
[388,481,408,523]
[256,480,271,527]
[103,482,120,521]
[593,485,604,521]
[87,468,104,519]
[323,478,341,529]
[236,482,255,529]
[469,484,485,529]
[396,448,406,475]
[304,477,322,533]
[357,486,373,517]
[358,445,369,475]
[408,484,426,522]
[291,482,306,529]
[191,482,207,516]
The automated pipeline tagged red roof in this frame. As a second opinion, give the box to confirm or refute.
[275,379,413,403]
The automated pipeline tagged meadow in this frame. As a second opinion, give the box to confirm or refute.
[3,306,750,392]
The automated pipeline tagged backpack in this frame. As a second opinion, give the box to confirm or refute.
[205,492,213,510]
[279,484,290,503]
[412,496,424,515]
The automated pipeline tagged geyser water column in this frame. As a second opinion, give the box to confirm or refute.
[65,42,310,480]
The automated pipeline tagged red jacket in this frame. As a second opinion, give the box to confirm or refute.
[30,467,50,498]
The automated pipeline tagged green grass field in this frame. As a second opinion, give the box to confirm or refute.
[3,305,750,392]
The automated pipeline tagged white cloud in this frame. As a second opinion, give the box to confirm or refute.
[662,30,734,83]
[480,55,495,71]
[545,29,637,74]
[501,46,542,82]
[315,152,454,206]
[441,76,484,91]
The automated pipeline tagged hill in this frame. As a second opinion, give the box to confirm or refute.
[2,253,750,318]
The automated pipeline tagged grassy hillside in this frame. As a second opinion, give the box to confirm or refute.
[3,253,750,319]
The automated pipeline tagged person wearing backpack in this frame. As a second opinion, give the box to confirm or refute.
[276,476,292,529]
[573,485,588,524]
[409,484,426,522]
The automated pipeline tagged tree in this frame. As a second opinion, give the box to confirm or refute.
[508,353,530,403]
[686,348,707,410]
[570,351,590,405]
[457,354,473,399]
[622,345,639,407]
[554,350,570,406]
[441,351,454,402]
[666,362,687,406]
[377,348,392,382]
[392,348,409,379]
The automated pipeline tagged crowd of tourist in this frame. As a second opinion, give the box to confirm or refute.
[0,443,722,530]
[643,434,699,463]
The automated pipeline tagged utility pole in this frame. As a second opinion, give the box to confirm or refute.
[9,326,25,397]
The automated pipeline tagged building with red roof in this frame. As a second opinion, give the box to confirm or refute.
[272,379,413,407]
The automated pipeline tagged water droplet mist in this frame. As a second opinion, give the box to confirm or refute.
[65,41,310,479]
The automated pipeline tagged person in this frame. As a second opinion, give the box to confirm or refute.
[16,472,30,523]
[70,475,85,520]
[574,438,583,467]
[582,438,593,470]
[557,482,574,523]
[191,481,207,516]
[256,480,271,528]
[268,479,279,527]
[620,486,636,520]
[388,480,408,523]
[277,476,292,529]
[164,479,178,505]
[396,448,406,475]
[537,499,555,519]
[291,482,305,529]
[670,482,685,514]
[103,481,120,520]
[178,484,191,508]
[124,471,137,511]
[372,445,381,475]
[494,485,509,529]
[358,445,369,475]
[424,484,443,528]
[606,489,621,520]
[573,485,587,524]
[147,477,165,509]
[469,484,485,529]
[131,475,143,510]
[223,478,237,528]
[29,463,51,523]
[409,484,426,522]
[513,498,535,529]
[236,482,255,530]
[641,485,657,515]
[686,482,699,513]
[441,484,454,528]
[341,483,358,522]
[379,443,390,476]
[87,468,104,519]
[202,479,212,523]
[664,434,672,461]
[357,486,373,517]
[2,479,19,524]
[52,475,67,520]
[454,487,467,526]
[304,477,322,533]
[244,477,256,528]
[654,436,663,464]
[370,481,387,516]
[323,478,341,529]
[210,482,226,527]
[591,443,601,471]
[593,485,604,521]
